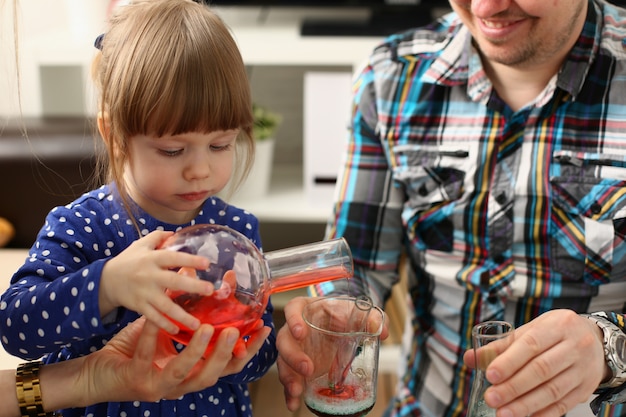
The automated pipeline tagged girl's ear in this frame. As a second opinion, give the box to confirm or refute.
[97,111,123,160]
[97,111,111,144]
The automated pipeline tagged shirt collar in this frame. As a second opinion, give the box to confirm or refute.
[557,0,601,99]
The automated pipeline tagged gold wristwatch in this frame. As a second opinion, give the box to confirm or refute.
[16,361,56,417]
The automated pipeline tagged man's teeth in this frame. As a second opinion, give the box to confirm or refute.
[482,20,513,29]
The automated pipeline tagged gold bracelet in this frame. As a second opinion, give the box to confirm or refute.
[15,361,54,417]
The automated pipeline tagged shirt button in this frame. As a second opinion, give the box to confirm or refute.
[495,192,507,204]
[590,203,602,215]
[493,255,506,264]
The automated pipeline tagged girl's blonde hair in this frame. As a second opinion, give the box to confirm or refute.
[92,0,254,216]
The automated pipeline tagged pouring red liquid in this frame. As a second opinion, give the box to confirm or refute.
[160,224,353,355]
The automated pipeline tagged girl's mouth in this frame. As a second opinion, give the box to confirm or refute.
[178,191,209,202]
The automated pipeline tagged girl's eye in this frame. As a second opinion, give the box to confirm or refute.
[210,143,233,152]
[159,149,183,157]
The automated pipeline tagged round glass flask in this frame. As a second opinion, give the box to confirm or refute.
[159,224,354,353]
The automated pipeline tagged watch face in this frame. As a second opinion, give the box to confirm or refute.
[610,332,626,371]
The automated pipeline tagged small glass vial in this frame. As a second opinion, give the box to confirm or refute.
[467,321,514,417]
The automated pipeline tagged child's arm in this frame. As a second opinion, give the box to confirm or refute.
[0,250,111,359]
[0,204,212,359]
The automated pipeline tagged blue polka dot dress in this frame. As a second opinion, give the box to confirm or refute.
[0,184,277,417]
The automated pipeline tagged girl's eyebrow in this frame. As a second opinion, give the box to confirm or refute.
[161,130,238,142]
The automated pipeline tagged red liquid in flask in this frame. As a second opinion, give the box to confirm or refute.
[167,265,350,355]
[168,291,266,352]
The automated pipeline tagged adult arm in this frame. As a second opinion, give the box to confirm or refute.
[1,317,270,417]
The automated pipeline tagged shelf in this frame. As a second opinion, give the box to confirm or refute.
[214,7,384,68]
[228,165,333,224]
[232,26,381,67]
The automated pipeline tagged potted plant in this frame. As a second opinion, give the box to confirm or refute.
[235,103,282,199]
[253,103,282,141]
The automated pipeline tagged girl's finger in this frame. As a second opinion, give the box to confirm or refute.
[138,230,175,249]
[163,271,214,296]
[150,292,200,332]
[157,250,210,271]
[143,302,181,334]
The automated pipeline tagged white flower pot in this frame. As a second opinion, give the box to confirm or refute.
[234,139,275,199]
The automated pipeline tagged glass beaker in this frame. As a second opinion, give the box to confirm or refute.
[159,224,353,353]
[467,321,515,417]
[302,296,384,417]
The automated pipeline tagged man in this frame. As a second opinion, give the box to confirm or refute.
[277,1,626,417]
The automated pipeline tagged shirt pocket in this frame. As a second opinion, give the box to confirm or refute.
[392,144,469,252]
[550,151,626,285]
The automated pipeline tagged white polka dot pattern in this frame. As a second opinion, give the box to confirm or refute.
[0,185,277,417]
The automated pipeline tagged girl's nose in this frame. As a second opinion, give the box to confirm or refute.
[184,152,211,181]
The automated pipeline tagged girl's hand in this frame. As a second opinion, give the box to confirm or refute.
[99,231,213,333]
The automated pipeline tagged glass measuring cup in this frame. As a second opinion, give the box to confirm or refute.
[302,296,384,417]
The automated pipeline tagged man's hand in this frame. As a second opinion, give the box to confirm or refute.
[463,310,606,417]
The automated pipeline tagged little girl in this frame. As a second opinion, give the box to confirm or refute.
[0,1,276,416]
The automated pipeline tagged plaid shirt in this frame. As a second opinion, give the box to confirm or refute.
[312,1,626,416]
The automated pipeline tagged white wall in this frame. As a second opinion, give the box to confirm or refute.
[0,0,108,117]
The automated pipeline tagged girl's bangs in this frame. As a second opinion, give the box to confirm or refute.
[111,3,254,138]
[143,59,252,137]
